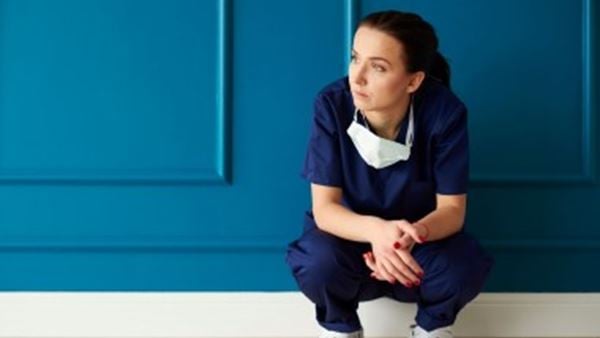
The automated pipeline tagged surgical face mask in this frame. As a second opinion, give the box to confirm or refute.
[346,100,414,169]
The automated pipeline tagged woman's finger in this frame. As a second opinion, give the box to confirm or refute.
[407,226,424,244]
[396,250,424,279]
[371,271,385,280]
[364,252,387,281]
[396,221,424,244]
[395,233,414,250]
[413,222,430,242]
[377,257,397,284]
[385,252,420,285]
[378,253,409,285]
[363,252,377,271]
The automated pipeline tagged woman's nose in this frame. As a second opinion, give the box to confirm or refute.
[351,66,367,86]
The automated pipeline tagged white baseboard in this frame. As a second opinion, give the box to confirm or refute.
[0,292,599,337]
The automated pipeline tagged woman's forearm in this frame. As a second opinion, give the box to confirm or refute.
[415,206,465,241]
[313,202,464,244]
[313,202,383,243]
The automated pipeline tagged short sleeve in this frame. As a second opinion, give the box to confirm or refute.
[300,94,343,187]
[433,104,469,194]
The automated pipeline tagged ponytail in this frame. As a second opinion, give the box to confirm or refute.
[430,51,451,89]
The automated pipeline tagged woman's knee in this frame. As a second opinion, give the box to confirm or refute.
[286,228,361,291]
[421,232,494,298]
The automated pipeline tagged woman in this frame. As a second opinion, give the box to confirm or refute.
[285,10,494,338]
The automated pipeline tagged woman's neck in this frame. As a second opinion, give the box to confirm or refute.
[363,97,410,140]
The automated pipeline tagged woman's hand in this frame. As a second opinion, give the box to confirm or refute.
[364,220,427,287]
[395,221,429,252]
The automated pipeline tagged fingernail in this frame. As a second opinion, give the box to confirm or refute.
[406,282,413,288]
[419,236,427,242]
[414,280,421,286]
[393,242,402,249]
[417,271,424,277]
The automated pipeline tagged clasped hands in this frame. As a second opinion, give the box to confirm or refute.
[363,219,429,288]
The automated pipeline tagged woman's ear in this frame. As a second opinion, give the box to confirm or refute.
[406,71,426,94]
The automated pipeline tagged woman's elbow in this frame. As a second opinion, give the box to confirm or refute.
[312,203,333,230]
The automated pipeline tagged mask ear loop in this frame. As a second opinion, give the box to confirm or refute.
[354,107,371,131]
[405,95,415,147]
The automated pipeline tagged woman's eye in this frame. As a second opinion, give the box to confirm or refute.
[373,64,385,72]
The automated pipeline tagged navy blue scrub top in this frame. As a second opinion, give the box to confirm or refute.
[301,75,469,229]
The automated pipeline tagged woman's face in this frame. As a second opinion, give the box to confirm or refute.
[349,26,423,112]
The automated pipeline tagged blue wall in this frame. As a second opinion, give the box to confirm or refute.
[0,0,597,291]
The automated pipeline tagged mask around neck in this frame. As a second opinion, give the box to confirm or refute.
[346,99,414,169]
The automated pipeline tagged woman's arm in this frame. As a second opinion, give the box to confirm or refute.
[312,182,426,286]
[310,183,383,243]
[414,193,466,241]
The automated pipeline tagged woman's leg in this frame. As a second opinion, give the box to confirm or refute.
[397,231,494,331]
[285,225,387,333]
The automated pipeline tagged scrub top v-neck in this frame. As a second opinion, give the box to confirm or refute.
[301,75,469,229]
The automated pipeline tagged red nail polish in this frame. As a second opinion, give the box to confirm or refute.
[393,242,402,249]
[406,282,413,288]
[419,236,427,242]
[414,280,420,286]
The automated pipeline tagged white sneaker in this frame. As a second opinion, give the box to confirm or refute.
[408,324,453,338]
[318,327,364,338]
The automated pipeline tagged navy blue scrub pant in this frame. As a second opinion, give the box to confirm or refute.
[285,223,494,333]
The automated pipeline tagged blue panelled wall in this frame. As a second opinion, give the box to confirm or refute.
[0,0,597,291]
